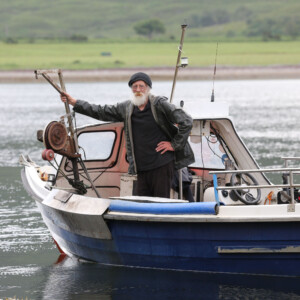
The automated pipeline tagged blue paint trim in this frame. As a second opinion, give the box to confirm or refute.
[109,200,219,215]
[213,174,220,205]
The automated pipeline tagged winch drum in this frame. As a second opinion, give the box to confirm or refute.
[43,121,68,151]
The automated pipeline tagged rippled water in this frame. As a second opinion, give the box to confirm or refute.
[1,79,300,299]
[2,79,300,168]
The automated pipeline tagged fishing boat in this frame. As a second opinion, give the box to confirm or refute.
[20,68,300,276]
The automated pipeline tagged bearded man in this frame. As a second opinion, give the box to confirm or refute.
[60,72,194,198]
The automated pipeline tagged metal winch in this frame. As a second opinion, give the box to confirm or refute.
[38,120,80,161]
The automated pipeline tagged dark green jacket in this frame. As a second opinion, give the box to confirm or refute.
[74,94,195,174]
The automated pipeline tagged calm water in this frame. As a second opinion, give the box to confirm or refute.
[1,79,300,299]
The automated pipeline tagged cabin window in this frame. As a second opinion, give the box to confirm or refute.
[189,135,226,169]
[78,131,116,160]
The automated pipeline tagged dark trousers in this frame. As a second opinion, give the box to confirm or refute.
[137,161,174,198]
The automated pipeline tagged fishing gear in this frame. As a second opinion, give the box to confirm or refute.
[35,69,100,198]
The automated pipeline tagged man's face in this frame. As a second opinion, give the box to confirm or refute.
[132,80,148,96]
[131,80,150,106]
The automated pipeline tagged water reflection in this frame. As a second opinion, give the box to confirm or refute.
[39,255,300,300]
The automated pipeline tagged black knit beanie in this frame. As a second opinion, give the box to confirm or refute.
[128,72,152,88]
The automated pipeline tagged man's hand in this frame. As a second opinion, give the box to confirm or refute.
[156,141,174,154]
[60,92,77,106]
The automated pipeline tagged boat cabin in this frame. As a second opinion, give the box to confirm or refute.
[53,102,273,205]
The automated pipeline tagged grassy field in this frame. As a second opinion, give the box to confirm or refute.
[1,41,300,70]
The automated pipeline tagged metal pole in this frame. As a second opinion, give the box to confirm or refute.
[179,169,183,199]
[210,167,300,175]
[57,70,100,198]
[53,70,81,185]
[37,69,101,198]
[58,69,79,153]
[290,170,295,204]
[170,24,187,104]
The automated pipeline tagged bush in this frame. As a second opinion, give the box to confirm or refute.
[69,34,88,42]
[4,37,18,44]
[190,10,231,28]
[134,19,166,39]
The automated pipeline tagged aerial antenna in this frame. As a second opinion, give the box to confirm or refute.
[211,42,219,102]
[170,23,188,104]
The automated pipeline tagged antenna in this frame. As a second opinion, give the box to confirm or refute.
[211,42,219,102]
[170,24,188,104]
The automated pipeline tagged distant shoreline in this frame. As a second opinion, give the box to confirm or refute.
[1,66,300,83]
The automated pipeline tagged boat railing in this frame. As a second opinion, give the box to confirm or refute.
[282,157,300,172]
[209,165,300,205]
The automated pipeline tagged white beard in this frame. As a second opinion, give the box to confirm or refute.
[131,91,149,106]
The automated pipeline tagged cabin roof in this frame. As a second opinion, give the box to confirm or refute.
[183,101,229,120]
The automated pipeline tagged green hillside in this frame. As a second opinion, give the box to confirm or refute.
[1,0,300,41]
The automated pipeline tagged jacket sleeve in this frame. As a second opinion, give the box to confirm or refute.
[73,99,128,122]
[160,100,193,151]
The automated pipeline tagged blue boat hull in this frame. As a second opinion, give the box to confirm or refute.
[39,202,300,276]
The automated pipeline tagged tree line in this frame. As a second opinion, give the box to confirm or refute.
[134,14,300,41]
[188,7,300,41]
[3,14,300,43]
